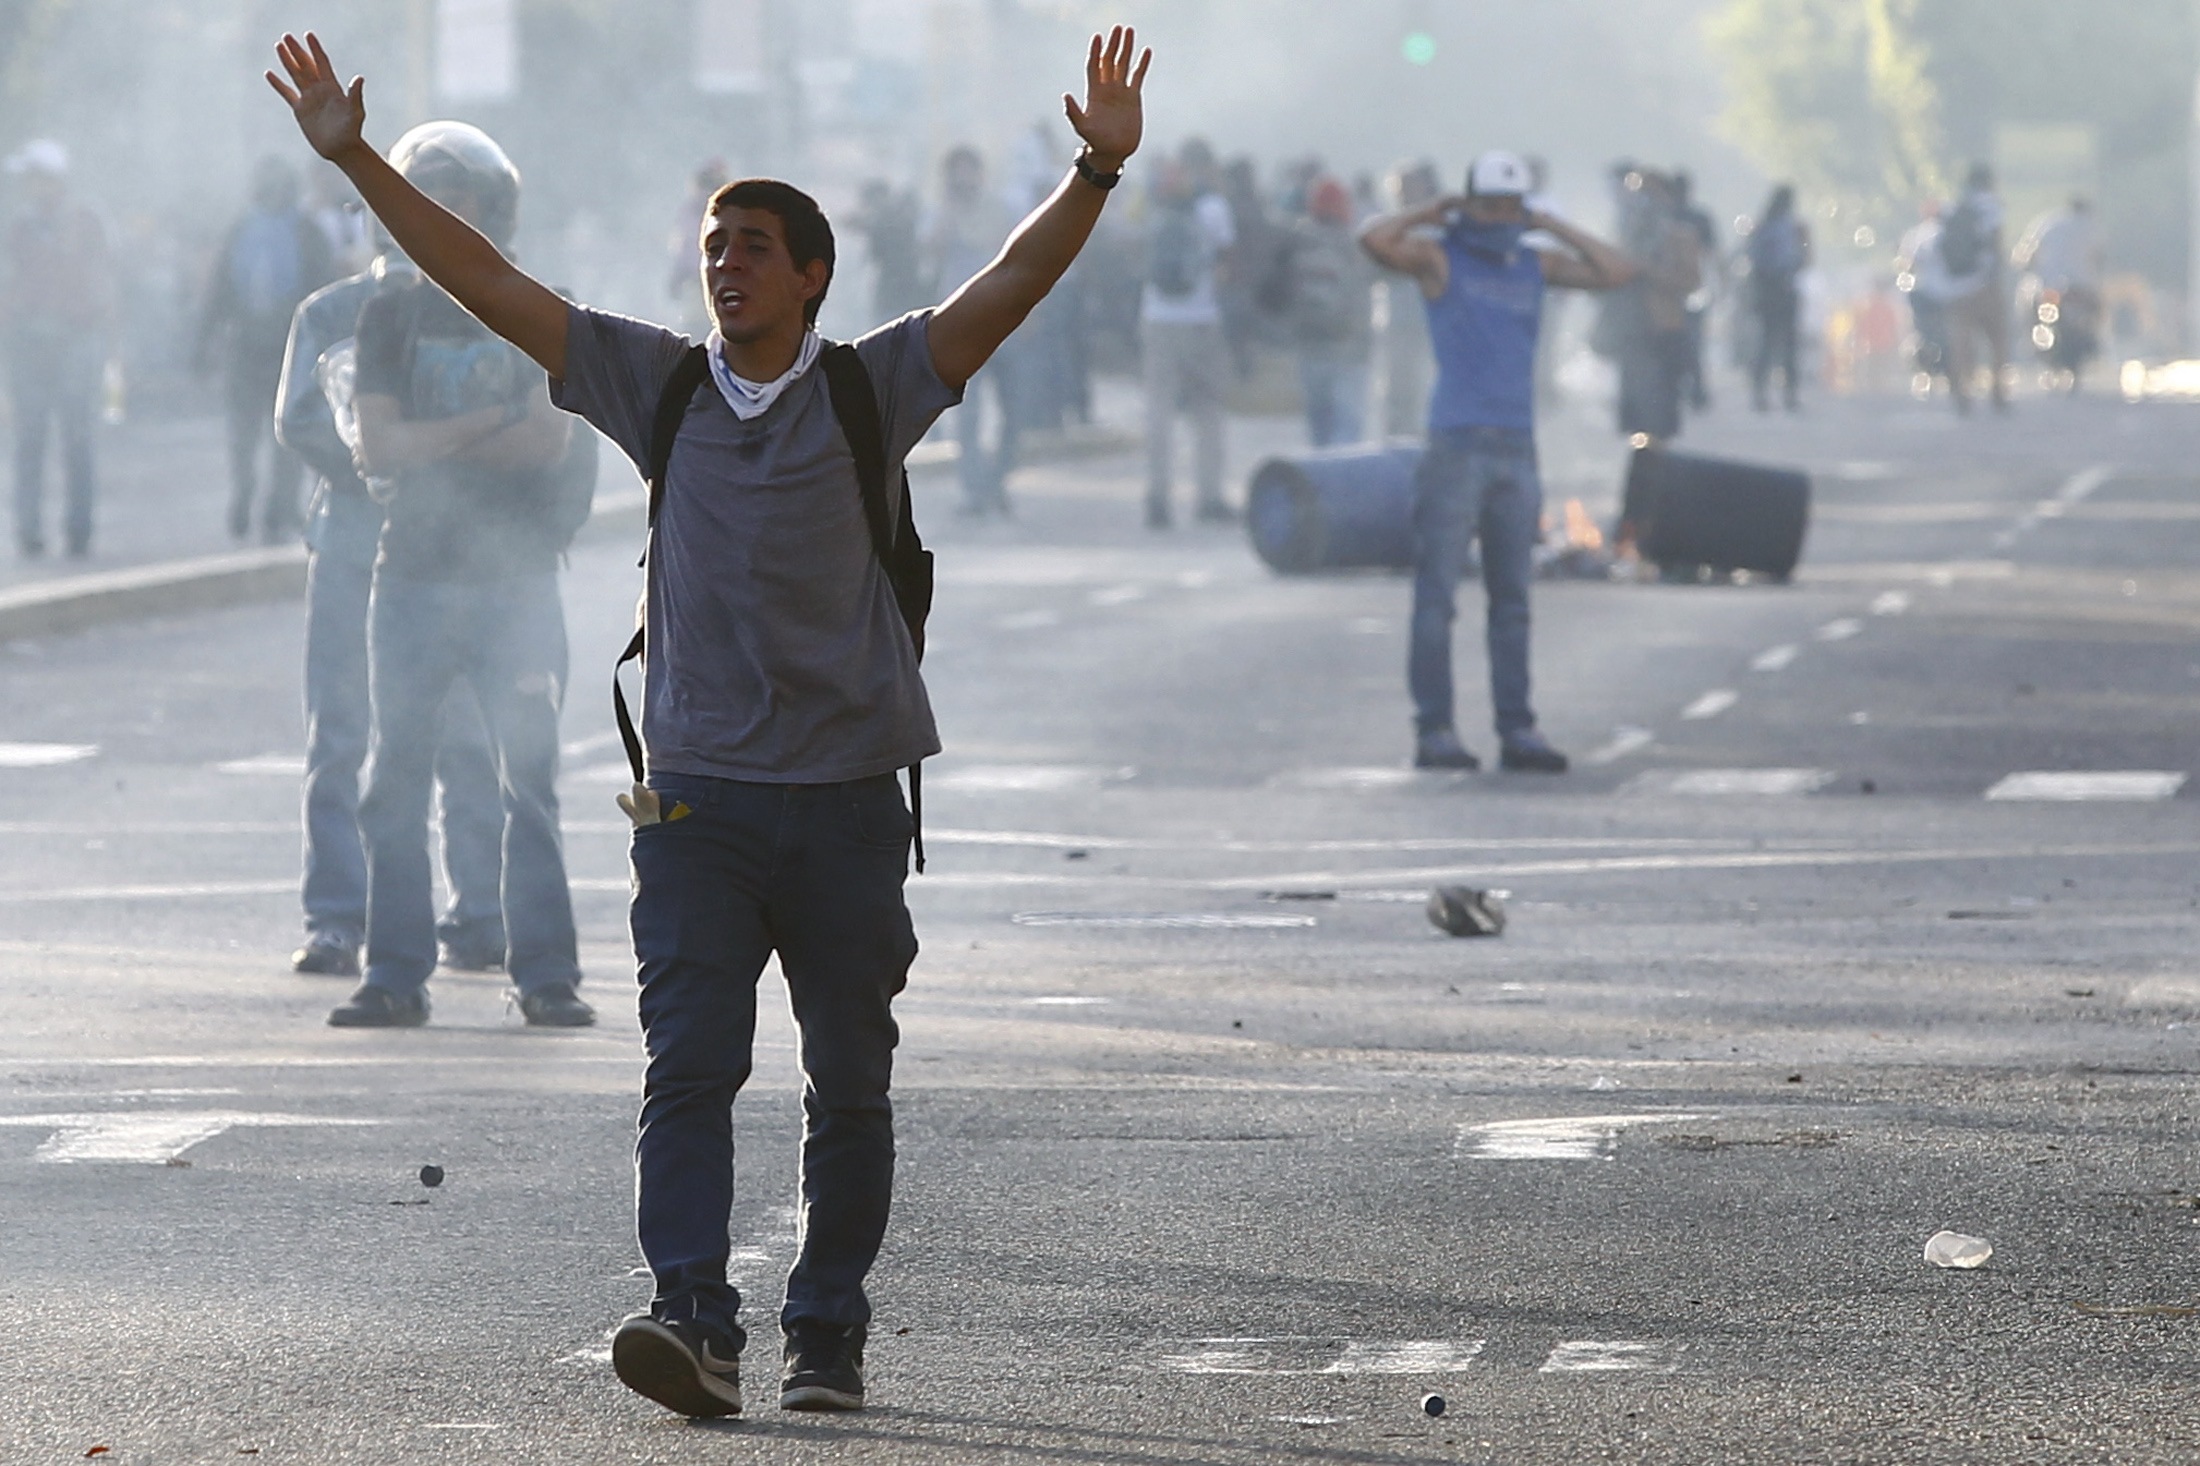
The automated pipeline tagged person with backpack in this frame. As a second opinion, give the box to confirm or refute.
[1746,183,1810,412]
[1936,162,2010,415]
[1360,150,1635,775]
[197,156,334,543]
[1141,137,1235,527]
[274,191,510,983]
[1280,174,1375,447]
[271,22,1150,1417]
[304,120,597,1031]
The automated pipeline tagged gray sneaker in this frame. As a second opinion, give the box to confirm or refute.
[613,1314,743,1418]
[1414,728,1482,771]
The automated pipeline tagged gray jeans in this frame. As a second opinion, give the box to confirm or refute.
[1141,318,1229,517]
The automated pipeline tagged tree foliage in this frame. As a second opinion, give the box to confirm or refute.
[1710,0,2196,279]
[1707,0,1943,211]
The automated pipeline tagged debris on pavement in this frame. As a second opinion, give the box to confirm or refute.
[2072,1300,2198,1319]
[1421,1392,1447,1417]
[1261,889,1337,902]
[1924,1231,1993,1269]
[1427,886,1506,937]
[419,1164,445,1188]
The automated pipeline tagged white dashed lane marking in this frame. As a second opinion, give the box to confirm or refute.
[1749,644,1799,672]
[1457,1113,1709,1161]
[1814,617,1863,642]
[1270,767,1430,792]
[1680,689,1738,720]
[1643,769,1834,797]
[1584,726,1656,766]
[0,1111,380,1164]
[0,742,98,768]
[1990,463,2114,550]
[214,754,305,776]
[930,765,1136,793]
[1870,590,1912,616]
[1157,1338,1486,1376]
[1088,583,1148,607]
[1540,1341,1686,1375]
[1985,771,2187,802]
[995,608,1062,630]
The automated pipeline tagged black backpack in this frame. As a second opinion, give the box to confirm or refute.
[612,341,935,869]
[1938,201,1987,278]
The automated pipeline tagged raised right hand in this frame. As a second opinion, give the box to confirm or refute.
[267,32,367,163]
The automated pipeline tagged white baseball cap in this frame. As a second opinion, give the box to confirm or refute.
[1467,150,1531,199]
[5,139,69,178]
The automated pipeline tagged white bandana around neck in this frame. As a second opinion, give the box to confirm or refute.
[705,328,822,421]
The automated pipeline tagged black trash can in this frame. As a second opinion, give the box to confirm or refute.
[1624,447,1811,580]
[1246,442,1421,574]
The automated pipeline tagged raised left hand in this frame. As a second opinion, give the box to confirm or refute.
[1063,26,1151,173]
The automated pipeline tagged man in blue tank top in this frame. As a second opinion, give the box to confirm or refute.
[1362,152,1635,772]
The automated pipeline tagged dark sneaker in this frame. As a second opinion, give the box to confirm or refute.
[291,933,360,977]
[1499,732,1570,774]
[1414,729,1482,772]
[517,983,596,1028]
[779,1321,865,1411]
[327,984,428,1028]
[613,1314,743,1418]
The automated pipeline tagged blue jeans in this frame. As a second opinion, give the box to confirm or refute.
[300,490,503,949]
[358,571,577,993]
[1408,427,1542,741]
[1298,355,1369,448]
[629,771,916,1348]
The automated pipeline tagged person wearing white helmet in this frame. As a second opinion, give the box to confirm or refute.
[274,160,510,987]
[3,138,114,559]
[1361,150,1636,774]
[307,118,597,1032]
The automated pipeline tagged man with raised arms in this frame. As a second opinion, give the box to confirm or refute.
[271,25,1150,1419]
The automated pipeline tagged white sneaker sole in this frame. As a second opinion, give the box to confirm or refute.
[613,1318,743,1417]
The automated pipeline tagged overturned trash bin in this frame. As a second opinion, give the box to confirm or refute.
[1247,443,1421,574]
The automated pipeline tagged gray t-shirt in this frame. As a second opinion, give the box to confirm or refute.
[552,305,960,784]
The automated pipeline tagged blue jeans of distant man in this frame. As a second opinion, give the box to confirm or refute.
[1299,353,1369,449]
[358,571,579,995]
[629,771,917,1351]
[1408,426,1542,742]
[300,488,504,953]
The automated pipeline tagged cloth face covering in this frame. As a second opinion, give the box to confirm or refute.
[1449,218,1527,261]
[706,327,822,420]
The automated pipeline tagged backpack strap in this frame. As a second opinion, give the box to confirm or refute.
[820,341,932,873]
[613,344,711,784]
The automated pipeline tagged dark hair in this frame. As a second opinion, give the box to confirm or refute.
[707,177,836,324]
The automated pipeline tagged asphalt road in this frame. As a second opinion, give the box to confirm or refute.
[2,387,2197,1464]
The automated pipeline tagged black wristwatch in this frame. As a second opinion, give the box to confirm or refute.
[1073,150,1123,191]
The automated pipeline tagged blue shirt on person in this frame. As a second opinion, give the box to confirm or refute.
[1423,225,1544,436]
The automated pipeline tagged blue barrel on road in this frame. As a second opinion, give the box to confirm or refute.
[1246,443,1422,574]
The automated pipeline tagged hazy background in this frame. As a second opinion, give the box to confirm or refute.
[0,0,2189,400]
